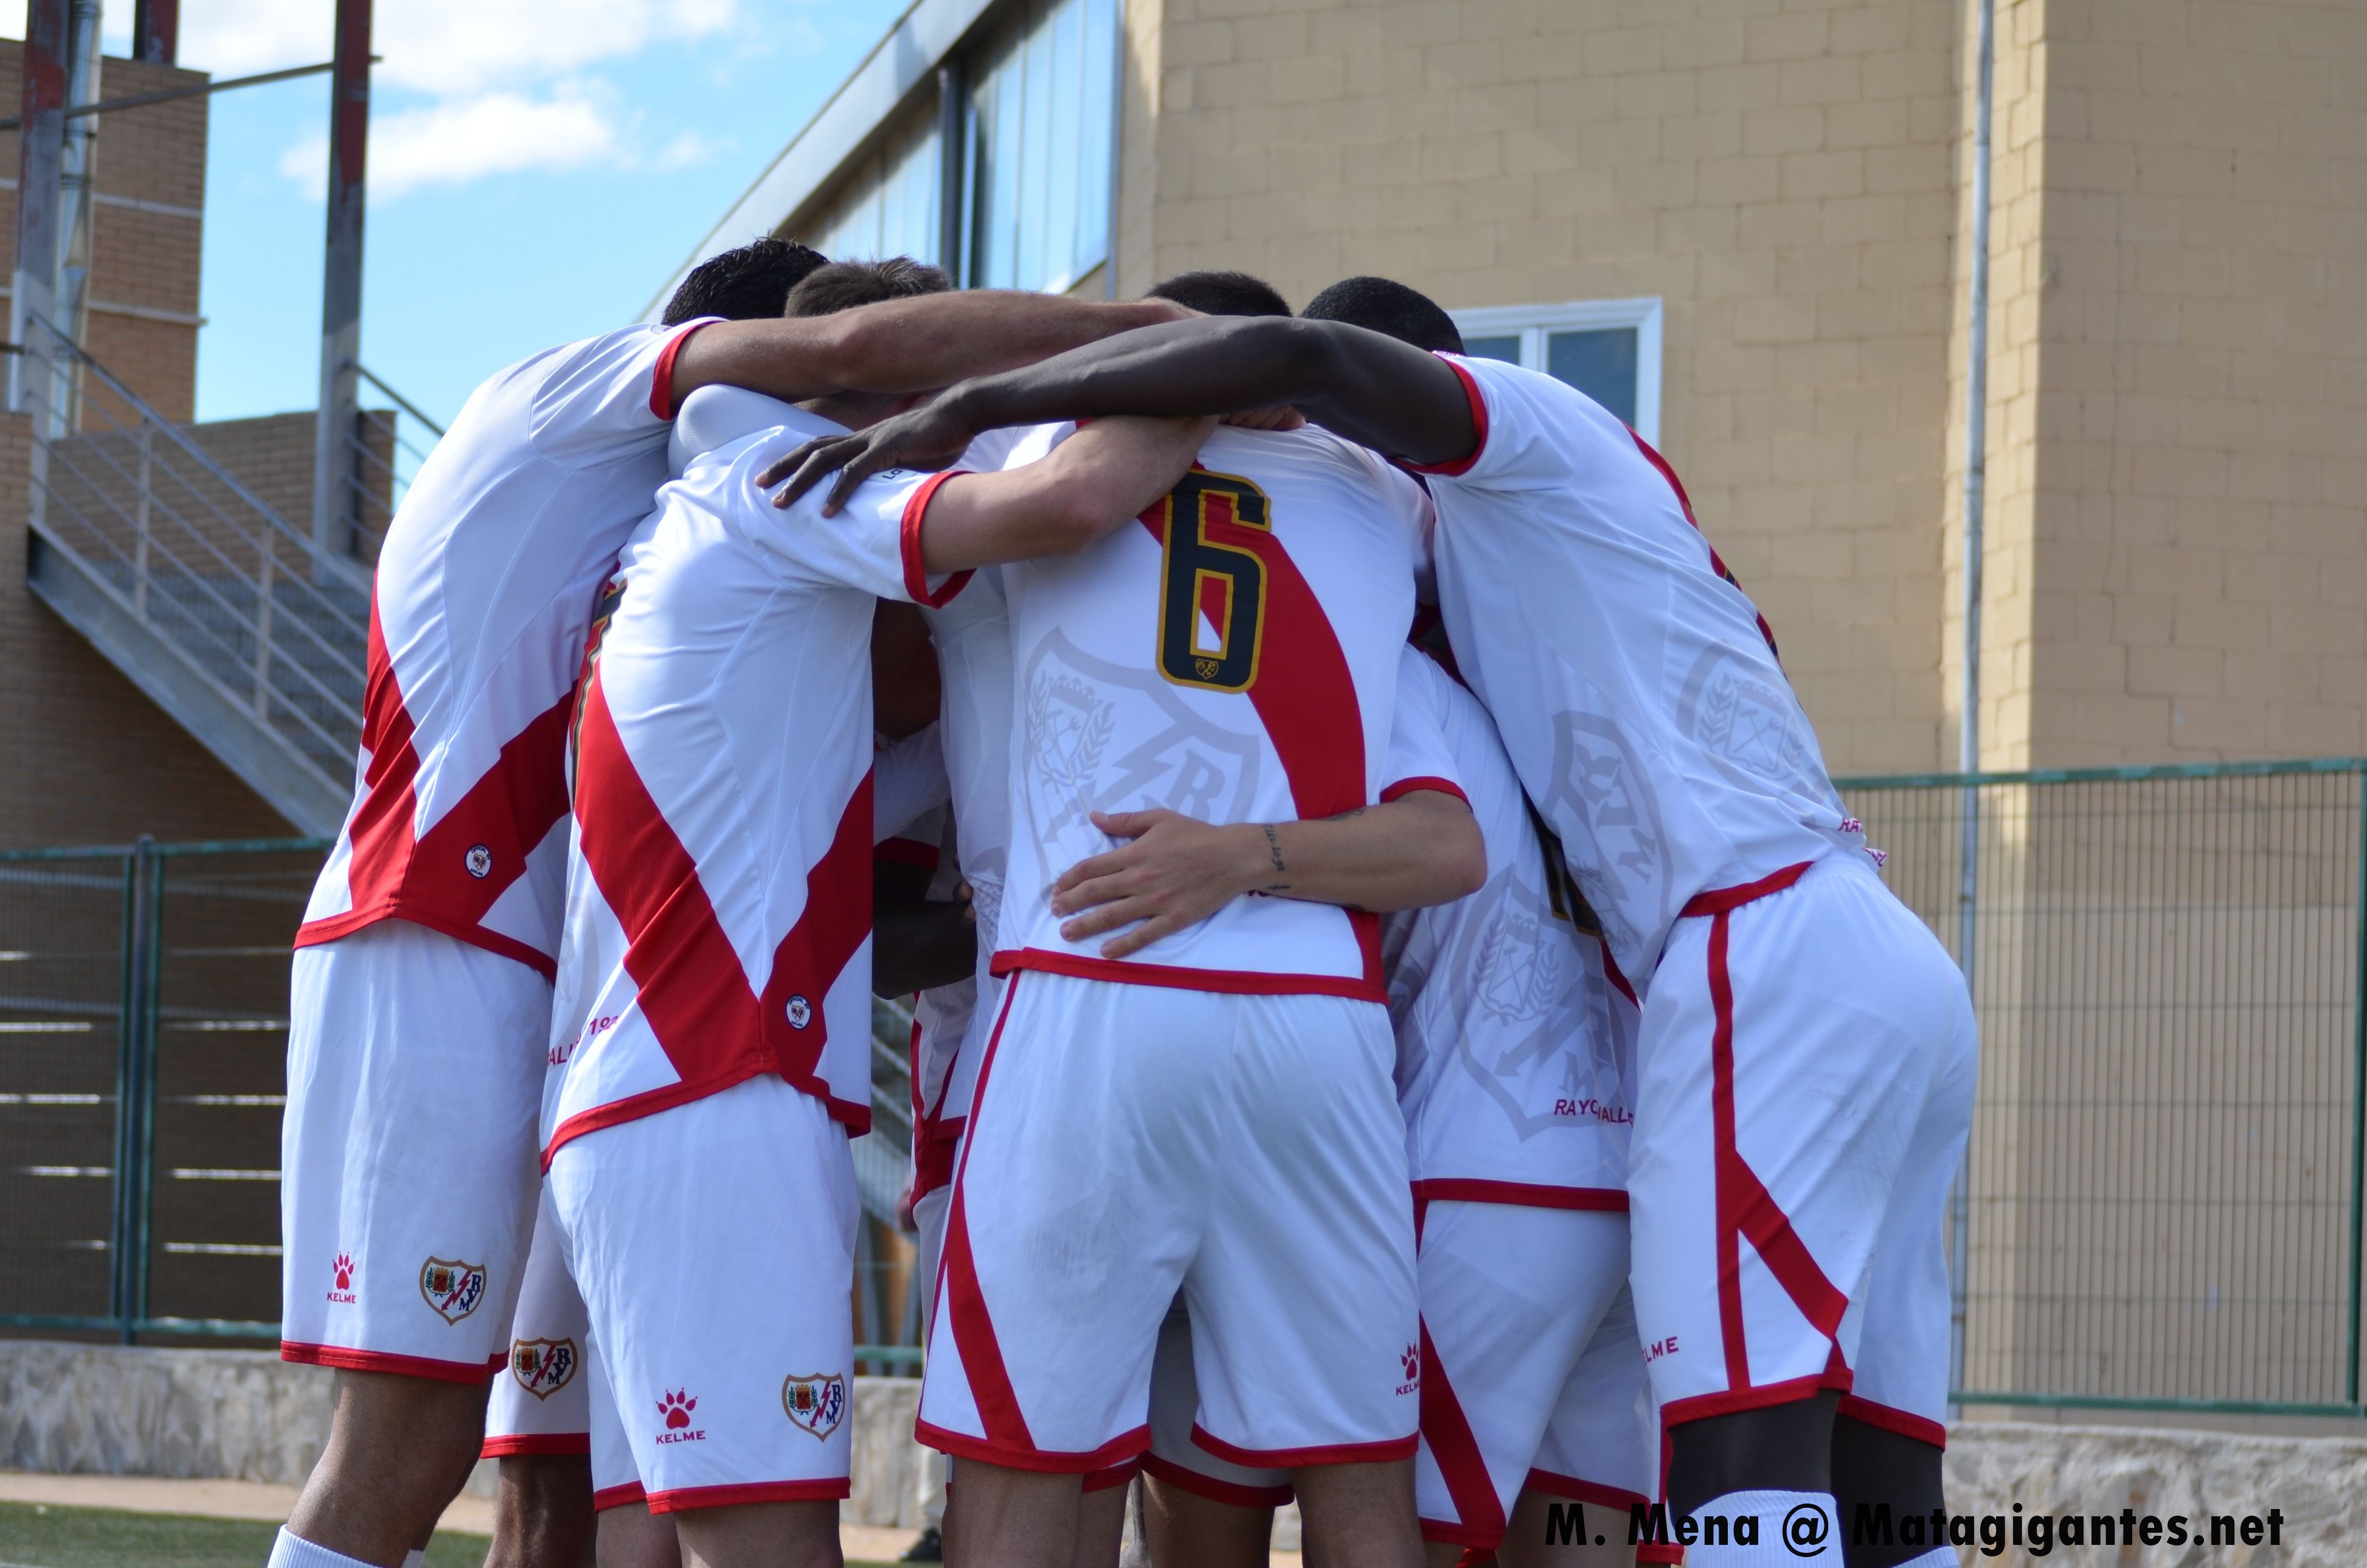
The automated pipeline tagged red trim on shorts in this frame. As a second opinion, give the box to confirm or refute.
[646,1477,851,1513]
[1140,1451,1294,1508]
[280,1341,505,1384]
[1522,1471,1648,1510]
[480,1432,591,1458]
[1410,1178,1628,1212]
[1679,859,1813,919]
[916,1418,1150,1476]
[1683,861,1851,1399]
[1397,356,1488,477]
[1414,1318,1506,1549]
[1083,1457,1142,1493]
[593,1481,646,1512]
[912,1116,963,1201]
[991,946,1387,1004]
[901,471,977,608]
[936,977,1036,1455]
[1837,1393,1947,1448]
[1190,1423,1416,1469]
[1380,775,1468,807]
[649,319,712,419]
[294,593,574,980]
[876,838,941,869]
[1660,1370,1852,1429]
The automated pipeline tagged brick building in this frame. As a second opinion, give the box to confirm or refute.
[657,0,2367,778]
[0,43,329,848]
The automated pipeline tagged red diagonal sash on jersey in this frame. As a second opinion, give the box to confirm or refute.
[549,671,873,1162]
[1139,473,1383,982]
[1629,429,1782,662]
[303,589,577,976]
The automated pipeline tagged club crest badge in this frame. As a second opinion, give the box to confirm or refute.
[418,1257,487,1324]
[510,1337,578,1400]
[781,1373,846,1440]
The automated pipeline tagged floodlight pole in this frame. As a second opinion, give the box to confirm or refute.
[132,0,179,64]
[311,0,372,567]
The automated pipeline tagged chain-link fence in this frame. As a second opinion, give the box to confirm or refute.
[1840,758,2366,1416]
[7,765,2365,1412]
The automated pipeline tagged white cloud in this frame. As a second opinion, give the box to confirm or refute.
[276,79,716,198]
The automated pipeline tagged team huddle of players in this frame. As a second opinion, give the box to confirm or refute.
[263,241,1974,1568]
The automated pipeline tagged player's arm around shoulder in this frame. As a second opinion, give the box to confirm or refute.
[912,414,1216,574]
[1048,793,1486,961]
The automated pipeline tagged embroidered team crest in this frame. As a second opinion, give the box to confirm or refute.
[781,1373,846,1440]
[465,844,493,879]
[510,1337,578,1400]
[418,1257,487,1323]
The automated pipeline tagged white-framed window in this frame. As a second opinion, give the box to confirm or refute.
[1448,298,1663,446]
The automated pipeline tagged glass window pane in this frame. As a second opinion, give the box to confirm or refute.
[1545,327,1638,427]
[1463,335,1520,364]
[1016,1,1058,291]
[1073,0,1115,280]
[1043,0,1084,289]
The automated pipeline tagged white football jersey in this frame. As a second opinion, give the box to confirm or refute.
[299,321,716,976]
[539,388,969,1162]
[1413,354,1868,983]
[993,424,1436,1000]
[1382,647,1635,1199]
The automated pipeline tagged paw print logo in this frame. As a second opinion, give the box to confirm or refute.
[785,994,812,1029]
[465,844,493,879]
[332,1254,353,1291]
[1401,1344,1420,1383]
[658,1389,696,1429]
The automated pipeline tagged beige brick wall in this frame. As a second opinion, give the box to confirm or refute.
[1997,0,2367,765]
[1144,0,1968,775]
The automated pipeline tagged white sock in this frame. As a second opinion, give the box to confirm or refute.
[1682,1490,1840,1563]
[265,1528,379,1568]
[403,1552,428,1568]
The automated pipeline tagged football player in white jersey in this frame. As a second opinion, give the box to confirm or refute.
[783,409,1485,1568]
[541,257,1233,1568]
[766,286,1975,1568]
[271,244,1191,1568]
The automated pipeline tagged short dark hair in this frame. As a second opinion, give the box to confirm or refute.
[785,257,953,318]
[1146,269,1292,319]
[1301,276,1464,354]
[662,238,829,325]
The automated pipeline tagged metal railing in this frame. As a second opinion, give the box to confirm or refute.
[342,360,444,560]
[0,840,926,1362]
[20,321,370,797]
[1839,758,2367,1417]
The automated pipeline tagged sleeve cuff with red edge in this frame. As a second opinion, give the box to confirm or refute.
[899,470,977,608]
[648,317,722,420]
[1395,353,1489,477]
[1380,775,1469,807]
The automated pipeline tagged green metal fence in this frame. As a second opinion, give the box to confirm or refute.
[5,759,2364,1415]
[1837,758,2367,1417]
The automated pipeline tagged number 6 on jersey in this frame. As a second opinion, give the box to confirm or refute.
[1151,470,1272,693]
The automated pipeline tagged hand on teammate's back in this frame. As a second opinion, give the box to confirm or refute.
[1050,808,1274,959]
[761,394,978,514]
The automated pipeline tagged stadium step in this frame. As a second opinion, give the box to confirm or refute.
[18,324,373,836]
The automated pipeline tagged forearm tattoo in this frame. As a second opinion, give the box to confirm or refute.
[1259,823,1290,893]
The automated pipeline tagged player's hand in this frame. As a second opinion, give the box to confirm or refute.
[1221,405,1306,431]
[1049,808,1270,960]
[758,395,977,515]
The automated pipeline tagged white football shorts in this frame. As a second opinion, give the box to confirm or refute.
[1627,853,1977,1444]
[1412,1200,1660,1555]
[919,971,1418,1474]
[281,920,550,1381]
[483,1188,591,1458]
[546,1074,859,1513]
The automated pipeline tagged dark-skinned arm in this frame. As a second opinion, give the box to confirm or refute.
[758,316,1478,514]
[667,291,1193,411]
[872,859,979,998]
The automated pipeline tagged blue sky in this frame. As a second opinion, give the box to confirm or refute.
[10,0,915,424]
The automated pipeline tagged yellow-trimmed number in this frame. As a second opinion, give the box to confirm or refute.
[1156,471,1271,692]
